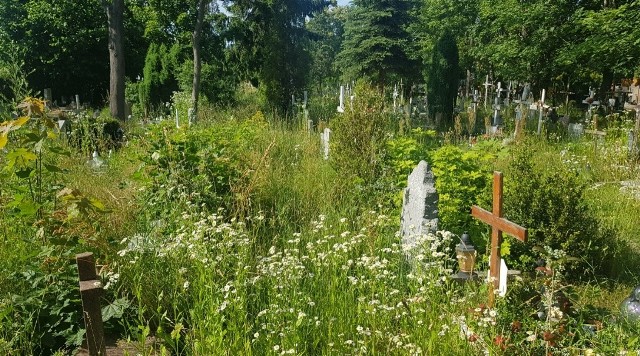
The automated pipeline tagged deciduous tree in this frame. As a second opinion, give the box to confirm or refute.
[106,0,126,120]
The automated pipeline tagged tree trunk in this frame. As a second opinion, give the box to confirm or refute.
[599,68,613,100]
[107,0,125,121]
[191,0,208,117]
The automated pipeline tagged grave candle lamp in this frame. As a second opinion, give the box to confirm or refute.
[456,231,477,279]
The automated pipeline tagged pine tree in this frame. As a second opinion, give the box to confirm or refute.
[337,0,419,87]
[427,30,459,126]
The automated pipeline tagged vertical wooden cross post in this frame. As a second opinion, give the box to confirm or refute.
[76,252,106,356]
[471,172,528,307]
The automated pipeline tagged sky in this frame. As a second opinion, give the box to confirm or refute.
[336,0,351,6]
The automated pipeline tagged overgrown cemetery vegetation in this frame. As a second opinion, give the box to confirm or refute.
[3,0,640,355]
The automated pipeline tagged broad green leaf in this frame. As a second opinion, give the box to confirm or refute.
[49,146,71,156]
[44,164,64,173]
[7,148,37,162]
[43,118,55,129]
[24,132,41,143]
[34,139,44,153]
[0,133,7,149]
[15,168,34,178]
[18,200,38,217]
[102,298,130,322]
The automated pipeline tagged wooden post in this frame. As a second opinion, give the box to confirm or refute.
[76,252,106,356]
[471,172,528,307]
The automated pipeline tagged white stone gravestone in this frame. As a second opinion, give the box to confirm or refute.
[44,88,52,107]
[400,161,439,249]
[188,108,195,126]
[337,86,345,113]
[320,128,331,160]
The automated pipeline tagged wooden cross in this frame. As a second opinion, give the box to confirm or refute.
[76,252,106,356]
[471,172,528,307]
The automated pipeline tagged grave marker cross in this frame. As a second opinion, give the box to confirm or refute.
[471,172,528,307]
[483,75,494,109]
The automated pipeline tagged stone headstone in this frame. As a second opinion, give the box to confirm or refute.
[75,94,81,111]
[568,123,584,138]
[621,286,640,321]
[400,161,439,248]
[337,86,345,113]
[58,119,71,134]
[44,88,52,106]
[188,108,195,126]
[320,128,331,160]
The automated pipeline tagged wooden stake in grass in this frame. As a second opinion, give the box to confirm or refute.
[76,252,106,356]
[471,172,528,307]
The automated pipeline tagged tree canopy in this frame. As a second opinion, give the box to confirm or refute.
[1,0,640,116]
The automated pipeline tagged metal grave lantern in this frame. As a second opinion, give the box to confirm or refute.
[455,231,478,280]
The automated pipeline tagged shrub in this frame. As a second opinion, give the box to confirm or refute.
[137,116,266,228]
[499,144,615,278]
[430,140,503,237]
[330,82,390,195]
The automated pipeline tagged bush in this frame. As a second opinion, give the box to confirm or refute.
[330,82,390,191]
[499,144,616,278]
[430,140,503,237]
[137,116,266,228]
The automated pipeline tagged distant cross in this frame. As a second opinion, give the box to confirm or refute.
[393,84,399,112]
[558,83,575,116]
[537,89,546,135]
[471,172,528,307]
[483,75,494,109]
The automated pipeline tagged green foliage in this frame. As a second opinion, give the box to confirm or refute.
[176,60,237,105]
[227,0,329,113]
[337,0,420,86]
[0,0,109,103]
[0,38,31,112]
[306,6,346,91]
[430,140,501,237]
[414,0,478,70]
[138,117,265,227]
[139,43,181,115]
[384,128,438,188]
[0,98,110,353]
[500,144,616,278]
[1,246,85,354]
[427,30,460,126]
[558,2,640,83]
[330,82,390,190]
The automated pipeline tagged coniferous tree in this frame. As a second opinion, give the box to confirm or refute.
[427,30,459,126]
[227,0,330,114]
[337,0,419,87]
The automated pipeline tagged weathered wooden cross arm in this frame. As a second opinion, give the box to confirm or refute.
[471,206,529,242]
